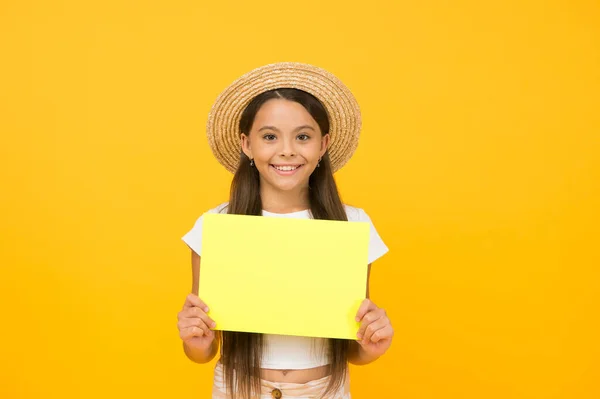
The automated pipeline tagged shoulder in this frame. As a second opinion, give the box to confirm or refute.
[343,204,389,263]
[182,202,229,254]
[188,202,229,227]
[205,202,229,215]
[343,204,371,222]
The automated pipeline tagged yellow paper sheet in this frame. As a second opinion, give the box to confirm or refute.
[199,213,370,340]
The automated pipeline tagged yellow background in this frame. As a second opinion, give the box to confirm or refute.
[1,1,598,398]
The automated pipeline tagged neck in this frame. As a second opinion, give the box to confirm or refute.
[259,180,310,214]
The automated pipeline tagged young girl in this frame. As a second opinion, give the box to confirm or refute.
[177,62,394,399]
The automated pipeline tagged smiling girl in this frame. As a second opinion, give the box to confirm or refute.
[178,63,393,399]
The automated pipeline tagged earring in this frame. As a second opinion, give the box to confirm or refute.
[250,158,254,167]
[317,157,322,167]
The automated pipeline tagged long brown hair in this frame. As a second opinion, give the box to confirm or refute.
[221,88,349,398]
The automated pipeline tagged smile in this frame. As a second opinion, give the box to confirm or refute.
[270,164,303,175]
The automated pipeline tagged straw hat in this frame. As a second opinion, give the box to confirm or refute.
[206,62,362,173]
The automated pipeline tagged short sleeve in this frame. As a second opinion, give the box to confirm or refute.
[181,203,228,256]
[357,208,389,264]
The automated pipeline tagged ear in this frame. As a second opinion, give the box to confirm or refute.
[320,134,330,158]
[241,133,253,160]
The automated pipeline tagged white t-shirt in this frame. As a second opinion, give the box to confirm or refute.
[181,202,389,369]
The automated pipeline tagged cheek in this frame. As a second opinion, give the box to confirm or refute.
[304,142,324,159]
[252,145,271,160]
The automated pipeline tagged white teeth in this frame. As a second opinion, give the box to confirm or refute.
[274,165,299,171]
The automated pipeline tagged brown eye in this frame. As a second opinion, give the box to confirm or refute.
[297,134,310,141]
[263,134,276,141]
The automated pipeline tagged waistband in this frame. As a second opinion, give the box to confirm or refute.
[212,361,351,399]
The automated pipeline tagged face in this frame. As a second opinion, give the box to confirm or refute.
[241,99,330,193]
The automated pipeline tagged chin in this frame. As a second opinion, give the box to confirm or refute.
[264,177,307,192]
[272,181,305,192]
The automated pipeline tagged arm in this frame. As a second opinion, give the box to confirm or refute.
[181,250,220,364]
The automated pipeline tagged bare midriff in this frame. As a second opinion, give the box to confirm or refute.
[260,364,330,383]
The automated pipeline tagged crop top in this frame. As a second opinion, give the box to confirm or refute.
[181,202,389,369]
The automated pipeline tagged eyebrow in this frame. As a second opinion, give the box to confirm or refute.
[257,125,316,133]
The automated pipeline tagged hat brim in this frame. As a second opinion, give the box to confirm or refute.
[206,62,362,174]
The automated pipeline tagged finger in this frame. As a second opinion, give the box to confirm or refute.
[362,314,389,344]
[185,319,212,336]
[370,325,394,344]
[180,325,213,341]
[192,307,217,328]
[178,317,204,330]
[355,299,376,322]
[184,293,209,312]
[180,326,204,340]
[179,307,216,329]
[356,308,385,340]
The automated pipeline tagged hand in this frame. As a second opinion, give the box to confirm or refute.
[177,293,217,352]
[355,299,394,358]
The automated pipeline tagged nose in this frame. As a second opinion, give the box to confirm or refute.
[279,136,296,157]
